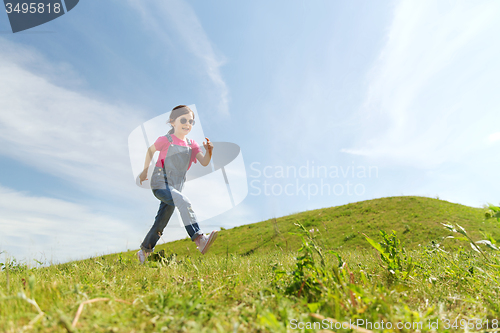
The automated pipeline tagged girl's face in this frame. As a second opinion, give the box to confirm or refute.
[170,112,195,135]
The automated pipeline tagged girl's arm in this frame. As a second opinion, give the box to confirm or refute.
[196,137,213,167]
[140,144,157,184]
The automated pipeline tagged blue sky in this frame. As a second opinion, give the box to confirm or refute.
[1,0,499,264]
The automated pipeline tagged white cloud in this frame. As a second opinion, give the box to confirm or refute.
[342,0,500,168]
[0,179,257,263]
[0,37,149,203]
[488,132,500,143]
[127,0,229,116]
[0,185,137,264]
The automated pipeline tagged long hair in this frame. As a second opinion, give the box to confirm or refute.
[168,105,194,135]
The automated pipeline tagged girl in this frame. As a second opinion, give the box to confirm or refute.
[137,105,217,264]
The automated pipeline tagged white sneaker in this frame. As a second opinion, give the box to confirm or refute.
[195,231,218,255]
[136,249,149,264]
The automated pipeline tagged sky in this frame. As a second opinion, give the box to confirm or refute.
[1,0,499,265]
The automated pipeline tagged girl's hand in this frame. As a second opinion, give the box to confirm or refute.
[139,169,148,185]
[203,137,214,157]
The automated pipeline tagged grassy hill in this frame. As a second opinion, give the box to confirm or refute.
[2,195,499,332]
[127,196,499,259]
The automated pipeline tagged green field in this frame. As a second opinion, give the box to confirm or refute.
[1,196,500,332]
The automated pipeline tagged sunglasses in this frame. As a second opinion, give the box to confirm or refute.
[179,118,195,125]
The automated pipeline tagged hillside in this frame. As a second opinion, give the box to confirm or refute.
[2,196,499,332]
[126,196,499,260]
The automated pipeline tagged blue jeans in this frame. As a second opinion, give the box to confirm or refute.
[140,185,203,253]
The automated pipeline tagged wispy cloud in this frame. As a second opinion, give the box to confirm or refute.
[0,37,148,202]
[127,0,229,115]
[0,185,136,263]
[342,0,500,168]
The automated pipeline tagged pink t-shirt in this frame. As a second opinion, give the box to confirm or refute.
[154,134,202,170]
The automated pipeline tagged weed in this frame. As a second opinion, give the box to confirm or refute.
[274,223,326,302]
[442,223,499,260]
[364,230,414,281]
[485,203,500,222]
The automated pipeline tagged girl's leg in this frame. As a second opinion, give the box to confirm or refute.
[140,201,175,253]
[153,186,203,241]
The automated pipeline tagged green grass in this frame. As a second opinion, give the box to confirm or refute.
[1,196,499,332]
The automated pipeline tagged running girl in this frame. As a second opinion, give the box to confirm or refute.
[137,105,217,264]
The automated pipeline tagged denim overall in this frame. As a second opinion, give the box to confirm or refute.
[141,134,203,253]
